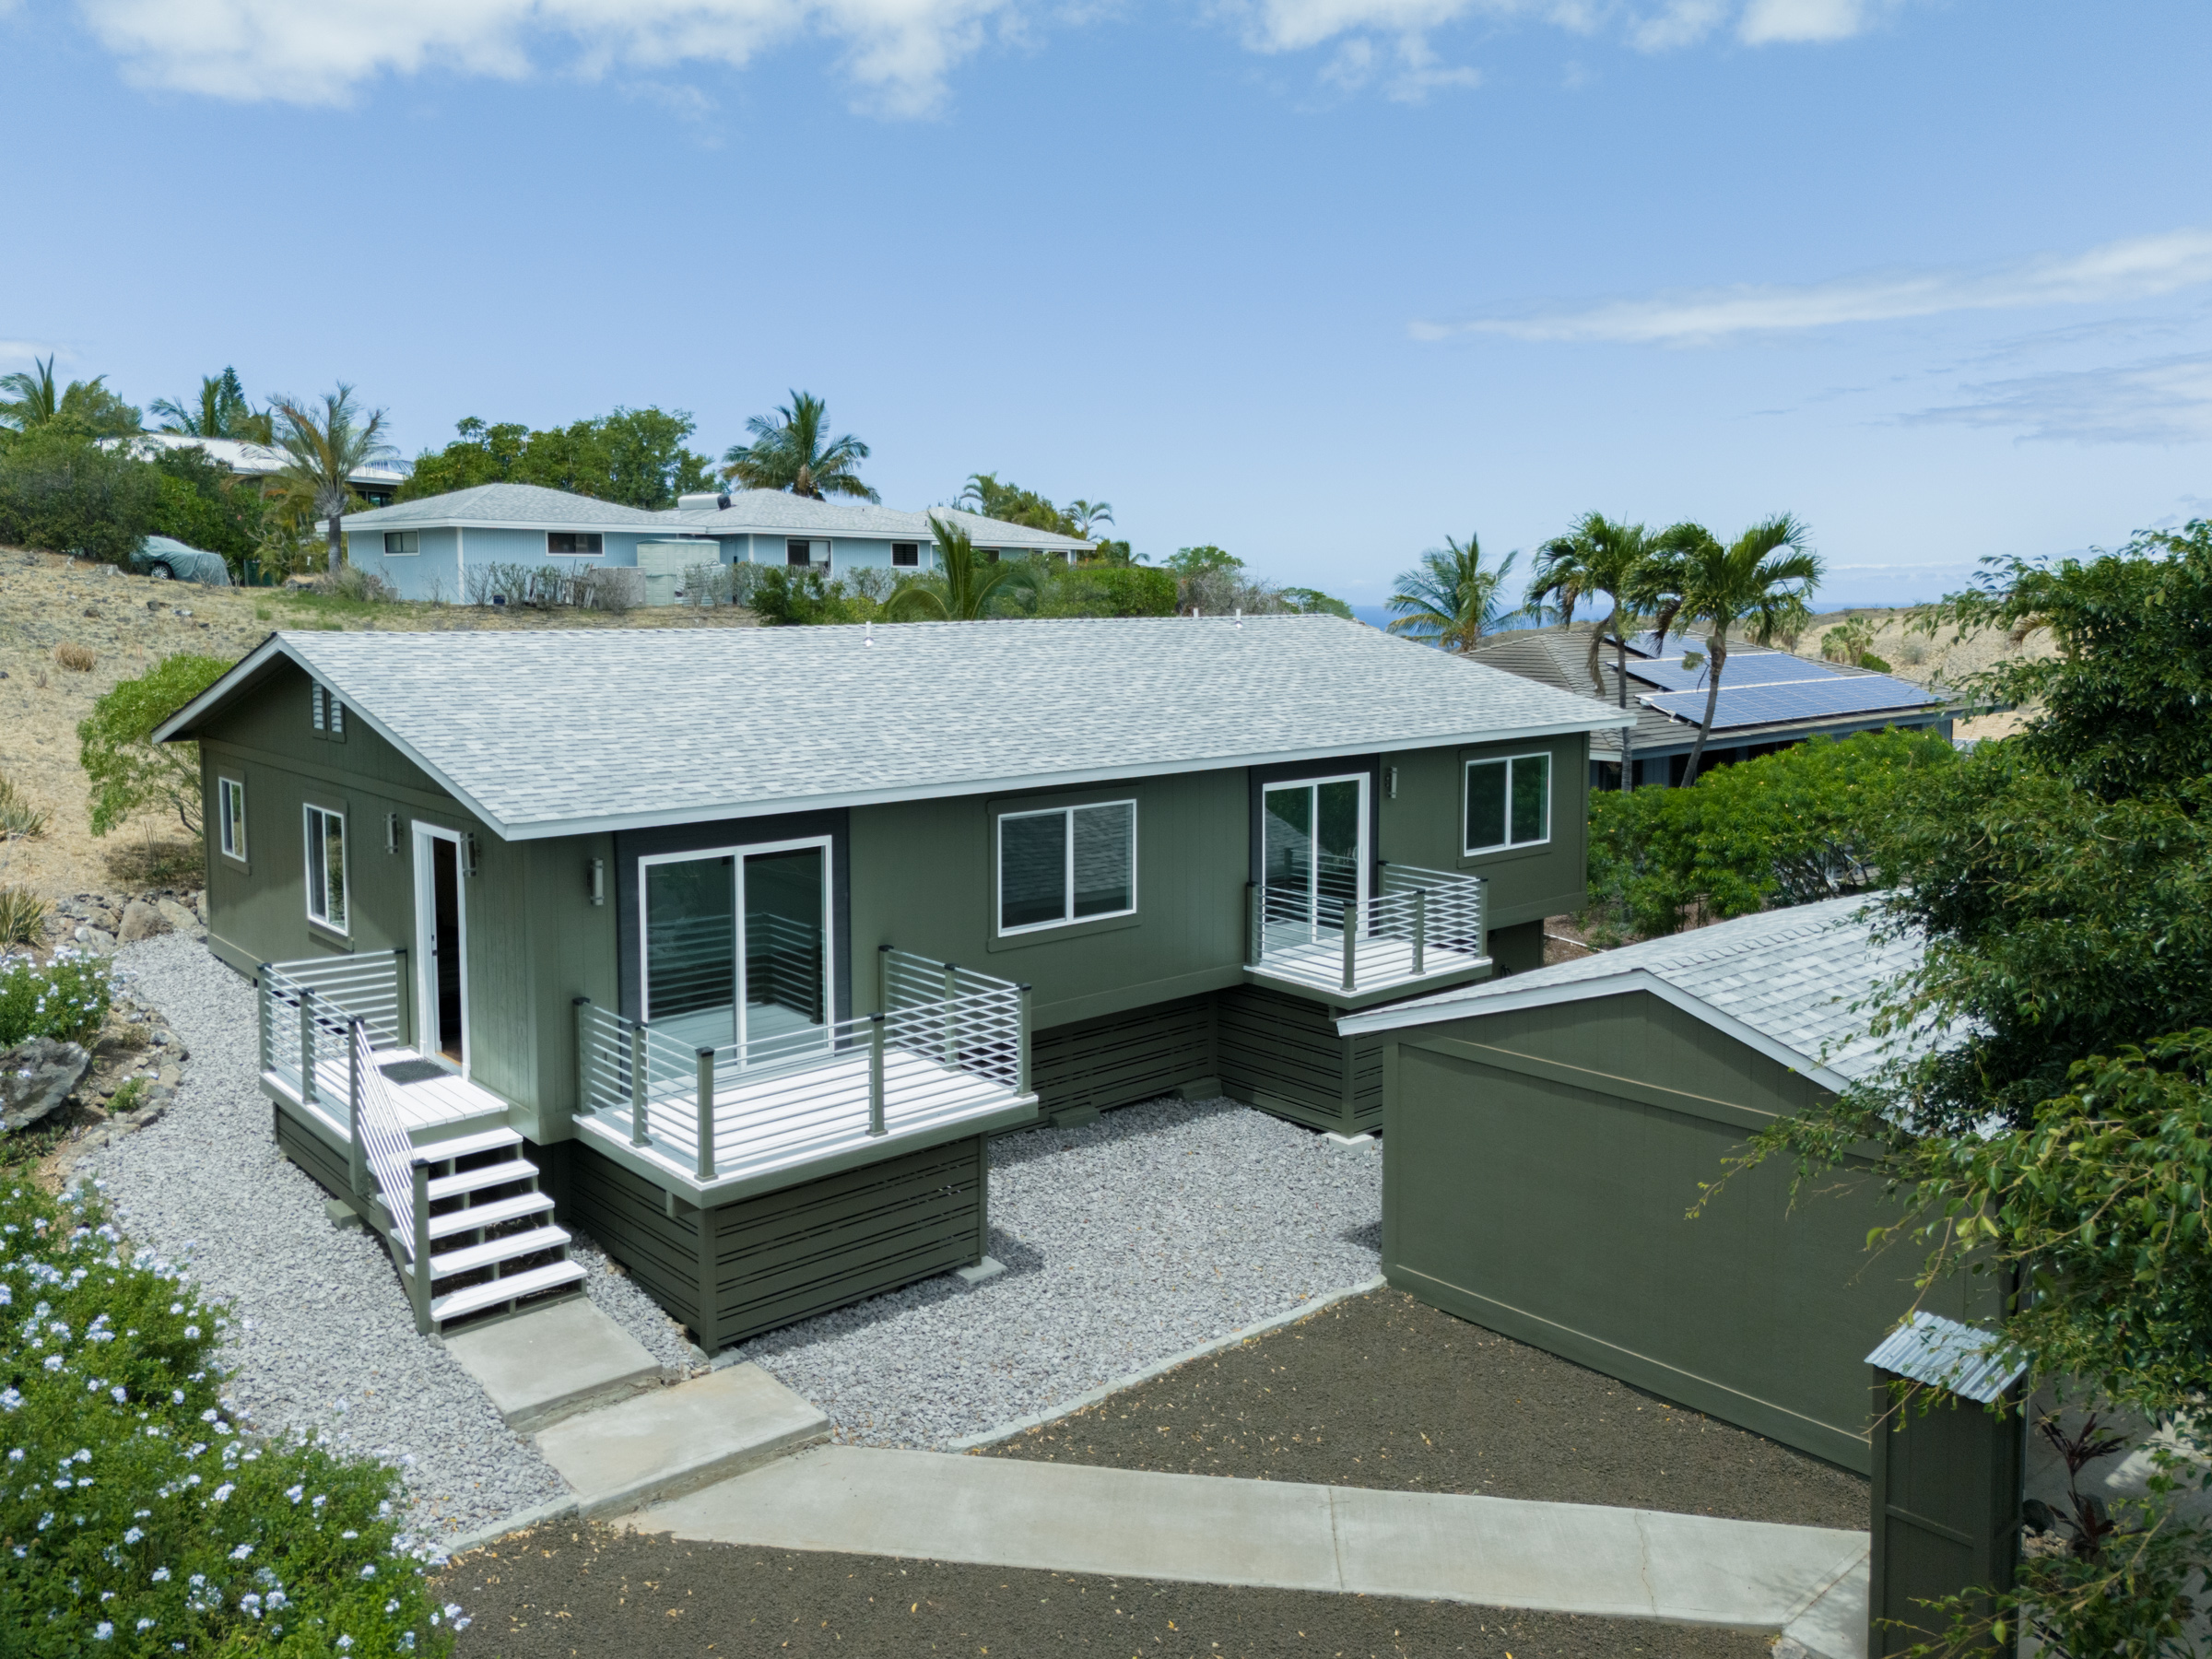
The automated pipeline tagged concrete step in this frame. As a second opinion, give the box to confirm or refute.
[419,1126,524,1162]
[429,1223,571,1279]
[426,1190,553,1240]
[430,1259,587,1325]
[427,1159,537,1202]
[536,1363,830,1518]
[445,1295,666,1433]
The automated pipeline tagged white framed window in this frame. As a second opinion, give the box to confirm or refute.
[382,530,419,557]
[218,776,246,862]
[1465,753,1551,854]
[891,542,919,568]
[997,801,1136,935]
[547,533,603,556]
[304,804,348,933]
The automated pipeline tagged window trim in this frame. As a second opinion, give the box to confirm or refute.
[634,835,836,1042]
[891,542,920,568]
[546,532,605,558]
[218,775,247,863]
[1462,751,1553,857]
[382,530,420,557]
[303,802,349,935]
[994,798,1139,938]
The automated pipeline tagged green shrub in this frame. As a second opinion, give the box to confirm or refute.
[0,950,112,1046]
[0,774,48,841]
[0,428,160,566]
[750,566,865,626]
[1585,728,1958,939]
[0,890,48,950]
[1039,565,1177,618]
[0,1179,458,1655]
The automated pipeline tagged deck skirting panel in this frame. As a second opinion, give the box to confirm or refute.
[1216,985,1360,1134]
[273,1100,353,1200]
[1030,995,1217,1124]
[564,1135,985,1352]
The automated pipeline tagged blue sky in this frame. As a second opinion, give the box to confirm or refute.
[7,1,2210,608]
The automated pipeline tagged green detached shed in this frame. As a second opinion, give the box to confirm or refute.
[1339,897,1994,1475]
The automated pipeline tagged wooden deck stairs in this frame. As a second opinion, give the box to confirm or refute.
[400,1124,588,1337]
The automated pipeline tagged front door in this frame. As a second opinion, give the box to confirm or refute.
[641,839,832,1065]
[1262,775,1368,944]
[413,826,467,1070]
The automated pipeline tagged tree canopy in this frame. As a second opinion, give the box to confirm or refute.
[78,653,233,837]
[401,408,714,511]
[149,367,273,444]
[0,355,142,441]
[1386,534,1521,653]
[722,391,875,501]
[271,384,395,571]
[958,473,1077,535]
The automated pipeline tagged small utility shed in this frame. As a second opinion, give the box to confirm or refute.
[1340,898,1991,1474]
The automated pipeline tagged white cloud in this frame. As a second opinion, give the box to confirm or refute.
[76,0,1016,113]
[1904,353,2212,446]
[1413,229,2212,345]
[1737,0,1872,43]
[1227,0,1891,56]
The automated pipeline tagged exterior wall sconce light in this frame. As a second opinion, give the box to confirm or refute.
[589,857,606,906]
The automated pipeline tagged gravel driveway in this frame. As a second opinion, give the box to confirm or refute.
[88,935,692,1544]
[723,1098,1383,1448]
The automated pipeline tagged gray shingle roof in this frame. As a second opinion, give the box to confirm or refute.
[665,491,1091,552]
[161,615,1632,840]
[1341,895,1922,1086]
[340,484,680,531]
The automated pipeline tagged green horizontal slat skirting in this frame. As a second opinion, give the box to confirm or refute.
[1030,995,1217,1120]
[562,1136,985,1353]
[1384,1260,1872,1474]
[1348,1032,1385,1126]
[1215,985,1356,1133]
[274,1103,351,1201]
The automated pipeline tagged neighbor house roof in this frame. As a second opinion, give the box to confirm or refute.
[155,615,1633,841]
[1338,894,1922,1088]
[337,482,1094,552]
[1465,625,1953,758]
[110,432,407,490]
[667,490,1092,553]
[338,483,685,533]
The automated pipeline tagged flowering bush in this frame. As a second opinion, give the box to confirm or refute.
[0,1179,458,1655]
[0,949,112,1048]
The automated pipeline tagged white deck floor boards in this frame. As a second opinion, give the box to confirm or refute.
[1255,935,1487,999]
[578,1044,1026,1188]
[265,1046,507,1142]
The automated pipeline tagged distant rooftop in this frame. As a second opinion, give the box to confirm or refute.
[111,432,406,488]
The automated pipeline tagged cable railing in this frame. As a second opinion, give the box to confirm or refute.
[574,949,1031,1184]
[347,1020,425,1260]
[259,949,408,1111]
[1245,865,1487,992]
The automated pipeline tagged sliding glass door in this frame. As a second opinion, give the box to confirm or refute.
[641,839,830,1062]
[1261,776,1367,943]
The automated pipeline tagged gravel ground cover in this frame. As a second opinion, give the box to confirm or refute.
[81,933,694,1543]
[985,1288,1868,1529]
[444,1522,1774,1659]
[724,1097,1384,1447]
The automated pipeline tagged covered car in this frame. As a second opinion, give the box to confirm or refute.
[130,535,232,585]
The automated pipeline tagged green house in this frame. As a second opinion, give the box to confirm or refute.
[157,616,1626,1348]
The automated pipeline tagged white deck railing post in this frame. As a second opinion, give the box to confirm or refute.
[695,1048,716,1181]
[1018,984,1032,1095]
[347,1018,370,1205]
[257,966,274,1076]
[629,1021,648,1148]
[407,1160,432,1335]
[299,987,319,1106]
[868,1015,887,1136]
[1412,888,1427,977]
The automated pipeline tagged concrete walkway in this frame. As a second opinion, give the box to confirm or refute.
[631,1445,1869,1653]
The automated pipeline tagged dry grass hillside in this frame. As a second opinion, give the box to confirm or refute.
[0,547,758,915]
[1786,606,2058,743]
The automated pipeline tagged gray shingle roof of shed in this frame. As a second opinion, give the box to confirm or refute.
[167,615,1630,840]
[341,484,679,530]
[1342,895,1922,1084]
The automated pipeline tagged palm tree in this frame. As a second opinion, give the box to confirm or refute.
[721,391,877,501]
[0,356,63,431]
[271,385,397,571]
[1644,514,1822,784]
[1528,512,1660,791]
[1386,534,1522,653]
[151,368,273,444]
[1066,499,1114,538]
[883,517,1022,620]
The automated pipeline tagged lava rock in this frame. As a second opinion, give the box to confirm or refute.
[154,897,200,935]
[2,1037,93,1132]
[73,925,118,954]
[117,900,170,943]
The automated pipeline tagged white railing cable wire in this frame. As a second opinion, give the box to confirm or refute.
[349,1021,424,1259]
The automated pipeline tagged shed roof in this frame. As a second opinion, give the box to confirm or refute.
[156,614,1632,841]
[1338,894,1922,1088]
[1865,1312,2027,1402]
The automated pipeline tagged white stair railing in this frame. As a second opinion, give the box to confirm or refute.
[347,1021,434,1328]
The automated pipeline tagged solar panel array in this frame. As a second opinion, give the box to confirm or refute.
[1641,675,1942,732]
[1623,650,1836,693]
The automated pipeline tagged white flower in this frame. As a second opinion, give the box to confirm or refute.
[336,1638,354,1652]
[92,1622,112,1641]
[285,1485,303,1503]
[123,1527,143,1544]
[359,1563,376,1579]
[230,1543,252,1560]
[41,1356,61,1371]
[135,1619,155,1632]
[151,1567,170,1582]
[110,1387,126,1405]
[183,1325,199,1338]
[211,1482,233,1502]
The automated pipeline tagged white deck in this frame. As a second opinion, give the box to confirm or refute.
[576,1041,1033,1200]
[1253,935,1491,1002]
[266,1046,508,1145]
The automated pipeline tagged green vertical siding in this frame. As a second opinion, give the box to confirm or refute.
[1380,732,1591,929]
[1382,989,1991,1473]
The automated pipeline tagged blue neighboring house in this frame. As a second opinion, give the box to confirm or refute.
[336,483,1094,601]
